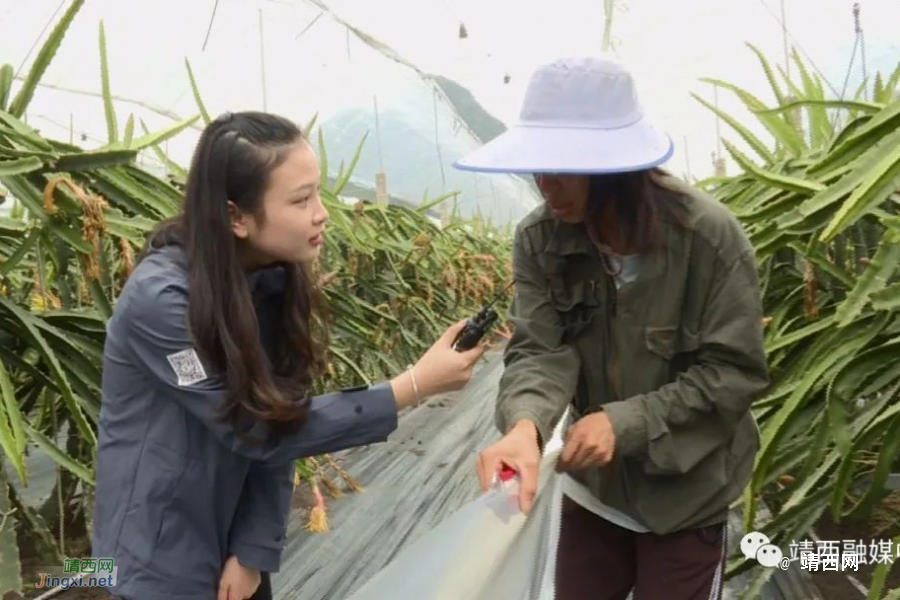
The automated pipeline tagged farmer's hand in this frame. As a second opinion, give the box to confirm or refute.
[556,411,616,472]
[218,555,260,600]
[477,419,541,513]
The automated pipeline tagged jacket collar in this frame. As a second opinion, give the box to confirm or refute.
[145,242,287,298]
[545,219,595,256]
[539,205,669,286]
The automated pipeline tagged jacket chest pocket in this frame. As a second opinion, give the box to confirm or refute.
[644,325,701,383]
[550,278,602,342]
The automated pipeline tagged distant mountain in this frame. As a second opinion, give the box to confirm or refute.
[430,75,507,143]
[319,74,540,226]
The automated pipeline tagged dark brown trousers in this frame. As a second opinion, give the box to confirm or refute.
[556,496,726,600]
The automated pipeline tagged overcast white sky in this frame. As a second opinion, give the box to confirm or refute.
[327,0,900,177]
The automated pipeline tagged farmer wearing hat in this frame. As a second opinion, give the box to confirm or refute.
[460,57,770,600]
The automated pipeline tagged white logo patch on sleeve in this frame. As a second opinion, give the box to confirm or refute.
[166,348,208,386]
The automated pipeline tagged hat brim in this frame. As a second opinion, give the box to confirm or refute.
[453,117,674,174]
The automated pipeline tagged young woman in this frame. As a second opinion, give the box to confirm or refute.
[459,57,770,600]
[91,111,485,600]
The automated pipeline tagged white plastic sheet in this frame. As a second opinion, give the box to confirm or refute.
[346,416,569,600]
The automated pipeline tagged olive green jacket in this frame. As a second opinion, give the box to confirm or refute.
[497,176,770,534]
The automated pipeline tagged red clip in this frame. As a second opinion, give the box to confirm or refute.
[498,465,518,482]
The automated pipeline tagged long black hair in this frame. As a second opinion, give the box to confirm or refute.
[586,168,687,255]
[141,111,328,434]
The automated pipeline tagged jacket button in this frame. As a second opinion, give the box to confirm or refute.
[355,405,363,414]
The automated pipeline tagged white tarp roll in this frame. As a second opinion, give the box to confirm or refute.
[345,413,570,600]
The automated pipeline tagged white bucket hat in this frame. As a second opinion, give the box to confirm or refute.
[454,56,673,174]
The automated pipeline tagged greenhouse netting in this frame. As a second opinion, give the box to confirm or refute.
[1,0,898,222]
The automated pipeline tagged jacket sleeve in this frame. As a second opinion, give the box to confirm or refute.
[121,274,399,465]
[496,226,581,445]
[601,246,770,475]
[227,461,295,572]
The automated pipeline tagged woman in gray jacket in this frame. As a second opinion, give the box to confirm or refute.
[92,111,484,600]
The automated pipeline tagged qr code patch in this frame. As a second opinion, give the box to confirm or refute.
[166,348,208,386]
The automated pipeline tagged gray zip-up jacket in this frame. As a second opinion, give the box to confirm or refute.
[92,244,399,600]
